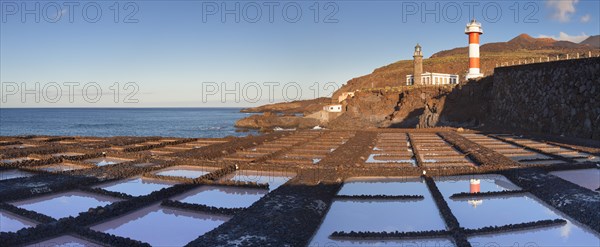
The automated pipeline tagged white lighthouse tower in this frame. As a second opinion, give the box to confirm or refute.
[465,19,484,80]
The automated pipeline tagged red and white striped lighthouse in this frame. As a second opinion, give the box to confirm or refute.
[465,19,484,80]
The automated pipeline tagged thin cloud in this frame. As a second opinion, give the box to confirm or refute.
[580,14,591,23]
[546,0,579,22]
[538,32,589,43]
[47,8,68,20]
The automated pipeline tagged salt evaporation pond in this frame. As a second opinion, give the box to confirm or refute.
[308,238,455,247]
[0,169,33,180]
[434,174,521,196]
[449,195,568,229]
[520,159,566,165]
[468,221,600,247]
[83,157,132,167]
[36,163,90,172]
[25,235,103,247]
[435,174,600,245]
[132,162,160,168]
[51,152,84,157]
[550,168,600,191]
[0,144,36,149]
[310,177,449,246]
[0,210,37,233]
[95,177,177,197]
[91,204,229,246]
[0,157,36,164]
[154,165,217,179]
[338,177,430,196]
[170,186,268,208]
[510,153,553,162]
[313,200,446,233]
[219,170,293,191]
[365,154,416,166]
[10,191,120,219]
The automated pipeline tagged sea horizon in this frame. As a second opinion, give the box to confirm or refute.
[0,108,257,138]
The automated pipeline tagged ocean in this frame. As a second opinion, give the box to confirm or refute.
[0,108,257,138]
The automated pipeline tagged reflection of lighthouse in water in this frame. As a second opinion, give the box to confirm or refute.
[468,179,483,207]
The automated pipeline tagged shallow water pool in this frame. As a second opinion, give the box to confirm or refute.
[309,238,455,247]
[0,169,33,180]
[468,221,600,247]
[171,185,267,208]
[338,177,429,196]
[25,235,103,247]
[219,170,293,191]
[83,157,132,167]
[449,195,562,229]
[154,166,216,179]
[10,191,120,219]
[36,163,90,172]
[91,204,229,246]
[96,177,177,197]
[310,178,448,247]
[550,169,600,191]
[0,157,36,164]
[0,210,37,233]
[434,174,521,197]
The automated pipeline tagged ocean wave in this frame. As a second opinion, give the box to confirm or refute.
[274,127,296,131]
[72,123,124,128]
[201,126,224,131]
[180,126,227,132]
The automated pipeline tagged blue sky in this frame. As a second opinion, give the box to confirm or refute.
[1,0,598,107]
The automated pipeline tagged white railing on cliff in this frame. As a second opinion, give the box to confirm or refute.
[495,51,600,68]
[359,84,457,93]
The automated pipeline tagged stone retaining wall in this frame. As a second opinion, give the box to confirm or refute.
[491,58,600,140]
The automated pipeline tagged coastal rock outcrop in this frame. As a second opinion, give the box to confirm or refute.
[326,81,491,130]
[235,112,320,131]
[417,102,440,128]
[240,98,330,114]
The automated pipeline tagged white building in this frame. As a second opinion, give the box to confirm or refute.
[323,104,342,113]
[406,72,459,86]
